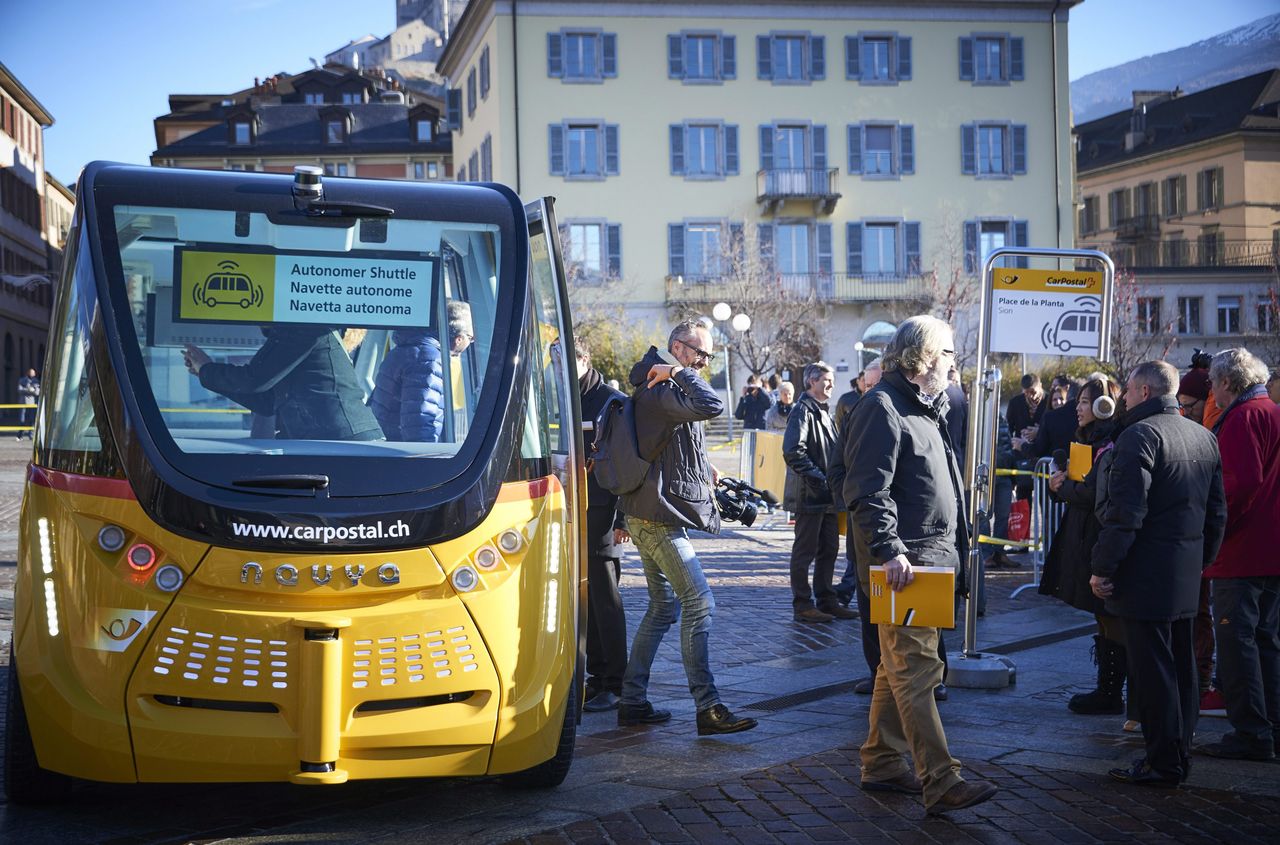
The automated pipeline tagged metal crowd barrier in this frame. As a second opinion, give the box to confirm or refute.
[974,457,1064,599]
[0,403,36,434]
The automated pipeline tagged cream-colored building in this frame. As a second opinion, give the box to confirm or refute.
[1075,70,1280,368]
[439,0,1078,377]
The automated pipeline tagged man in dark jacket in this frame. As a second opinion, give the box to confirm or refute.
[563,338,631,713]
[734,374,773,430]
[1006,373,1046,441]
[843,315,996,816]
[783,362,855,623]
[617,320,757,736]
[1093,360,1227,787]
[1199,348,1280,761]
[834,358,882,435]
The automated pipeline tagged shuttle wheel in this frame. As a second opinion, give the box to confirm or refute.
[4,648,73,804]
[502,673,579,789]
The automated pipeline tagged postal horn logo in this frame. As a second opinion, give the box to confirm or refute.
[1000,273,1020,286]
[193,260,265,311]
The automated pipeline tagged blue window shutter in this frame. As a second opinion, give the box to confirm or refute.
[899,125,914,175]
[447,88,461,129]
[758,223,774,271]
[667,34,683,78]
[757,35,772,79]
[959,36,974,81]
[810,35,825,80]
[905,222,921,274]
[848,124,862,174]
[845,35,860,79]
[963,220,978,273]
[602,33,618,77]
[669,224,685,276]
[897,36,912,80]
[1012,125,1027,174]
[847,223,863,275]
[722,35,736,79]
[457,164,465,182]
[1013,220,1028,247]
[812,125,827,171]
[605,124,620,175]
[817,223,833,274]
[467,68,476,116]
[548,124,565,175]
[961,124,976,174]
[1010,37,1024,81]
[759,125,774,170]
[725,124,739,175]
[669,124,684,175]
[480,47,490,96]
[729,222,745,267]
[607,224,622,276]
[548,32,564,77]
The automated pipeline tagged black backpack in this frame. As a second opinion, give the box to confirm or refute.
[590,393,670,496]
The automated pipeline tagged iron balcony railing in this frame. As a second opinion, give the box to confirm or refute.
[665,272,932,304]
[1078,238,1278,271]
[1112,213,1162,240]
[755,168,841,202]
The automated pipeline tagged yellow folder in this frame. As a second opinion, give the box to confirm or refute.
[1068,441,1093,482]
[869,565,956,628]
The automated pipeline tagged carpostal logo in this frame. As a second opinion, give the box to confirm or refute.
[230,519,411,544]
[1044,275,1096,290]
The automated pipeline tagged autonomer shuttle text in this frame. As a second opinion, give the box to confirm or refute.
[230,520,411,543]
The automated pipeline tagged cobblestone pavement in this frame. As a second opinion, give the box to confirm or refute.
[1,439,1278,844]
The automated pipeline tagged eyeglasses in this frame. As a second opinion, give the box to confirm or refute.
[941,349,956,357]
[679,339,715,362]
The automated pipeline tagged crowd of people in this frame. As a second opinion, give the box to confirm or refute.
[575,311,1280,814]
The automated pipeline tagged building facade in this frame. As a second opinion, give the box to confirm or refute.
[1,61,57,408]
[152,66,452,182]
[438,0,1078,377]
[1075,70,1280,369]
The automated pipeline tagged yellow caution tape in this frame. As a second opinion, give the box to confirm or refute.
[976,533,1041,550]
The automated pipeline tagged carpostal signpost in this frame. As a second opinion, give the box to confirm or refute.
[949,247,1115,691]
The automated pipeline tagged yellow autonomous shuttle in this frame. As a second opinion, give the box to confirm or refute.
[6,163,586,801]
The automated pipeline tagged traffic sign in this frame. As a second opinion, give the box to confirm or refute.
[988,268,1105,356]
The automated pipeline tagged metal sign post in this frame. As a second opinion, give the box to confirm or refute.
[948,247,1115,690]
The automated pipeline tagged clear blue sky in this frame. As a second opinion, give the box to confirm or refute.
[1,0,1276,186]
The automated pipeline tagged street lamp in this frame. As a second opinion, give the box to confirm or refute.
[854,340,865,370]
[713,302,751,441]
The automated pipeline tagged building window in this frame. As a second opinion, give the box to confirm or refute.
[413,161,425,179]
[1133,182,1157,221]
[1217,296,1240,334]
[961,122,1026,177]
[325,119,345,144]
[1199,228,1224,265]
[428,162,439,179]
[1162,174,1187,217]
[447,89,461,130]
[549,121,619,178]
[668,220,736,280]
[565,221,622,281]
[963,219,1028,272]
[863,224,897,275]
[959,34,1024,83]
[415,119,433,143]
[547,30,618,82]
[457,164,466,182]
[845,33,911,83]
[341,92,363,104]
[304,92,325,105]
[322,162,349,176]
[480,46,491,98]
[233,122,251,145]
[481,135,493,181]
[467,68,477,117]
[1108,188,1131,229]
[1258,298,1277,333]
[760,122,826,172]
[1079,196,1100,235]
[757,33,824,83]
[1176,297,1201,334]
[669,122,738,179]
[1197,166,1224,210]
[1136,297,1161,335]
[848,221,922,277]
[667,32,736,83]
[848,122,913,177]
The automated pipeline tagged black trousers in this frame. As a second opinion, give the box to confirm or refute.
[790,511,839,610]
[1213,576,1280,745]
[1123,616,1198,778]
[586,554,628,693]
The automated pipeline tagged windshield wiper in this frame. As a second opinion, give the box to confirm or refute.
[232,474,330,491]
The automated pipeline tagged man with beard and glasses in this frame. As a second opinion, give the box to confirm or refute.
[843,315,996,816]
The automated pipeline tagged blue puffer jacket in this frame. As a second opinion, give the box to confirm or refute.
[368,330,445,442]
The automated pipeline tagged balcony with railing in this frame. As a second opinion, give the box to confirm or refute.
[1112,213,1161,240]
[1078,238,1278,272]
[756,168,841,214]
[666,272,932,305]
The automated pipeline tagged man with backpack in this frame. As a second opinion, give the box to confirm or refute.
[614,319,758,736]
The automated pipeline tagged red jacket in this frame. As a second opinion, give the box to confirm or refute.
[1205,392,1280,578]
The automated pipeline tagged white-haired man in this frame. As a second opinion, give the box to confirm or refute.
[843,315,995,815]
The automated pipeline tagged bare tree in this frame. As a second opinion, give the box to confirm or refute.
[666,223,828,377]
[1241,267,1280,367]
[1103,268,1179,381]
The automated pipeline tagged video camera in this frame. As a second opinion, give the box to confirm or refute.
[1190,347,1212,370]
[715,476,778,528]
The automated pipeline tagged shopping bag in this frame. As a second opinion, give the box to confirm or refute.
[1007,499,1030,542]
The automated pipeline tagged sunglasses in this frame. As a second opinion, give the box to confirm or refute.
[679,339,715,362]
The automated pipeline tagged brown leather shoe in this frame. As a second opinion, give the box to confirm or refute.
[925,780,997,816]
[794,607,834,623]
[820,604,859,620]
[861,770,923,795]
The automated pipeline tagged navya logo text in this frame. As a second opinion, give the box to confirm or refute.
[241,561,401,588]
[230,519,410,543]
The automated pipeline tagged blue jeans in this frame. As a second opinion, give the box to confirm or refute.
[621,515,720,712]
